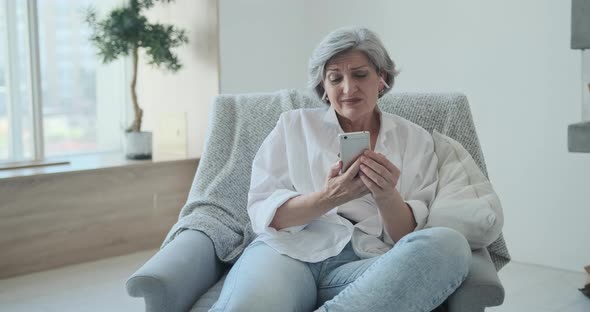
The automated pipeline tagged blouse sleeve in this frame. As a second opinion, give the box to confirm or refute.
[247,113,305,236]
[401,130,439,231]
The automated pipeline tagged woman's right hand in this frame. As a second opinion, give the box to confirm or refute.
[270,158,369,230]
[322,158,370,208]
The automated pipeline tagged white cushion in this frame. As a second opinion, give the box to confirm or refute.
[426,130,504,249]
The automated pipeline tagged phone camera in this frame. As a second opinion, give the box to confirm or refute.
[344,136,348,139]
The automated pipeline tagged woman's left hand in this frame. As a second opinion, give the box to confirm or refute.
[359,150,400,202]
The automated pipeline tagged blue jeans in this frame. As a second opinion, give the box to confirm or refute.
[209,227,470,312]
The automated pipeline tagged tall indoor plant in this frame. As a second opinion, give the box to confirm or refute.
[86,0,188,159]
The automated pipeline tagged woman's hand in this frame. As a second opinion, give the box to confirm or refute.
[321,159,369,208]
[358,150,400,202]
[271,158,369,230]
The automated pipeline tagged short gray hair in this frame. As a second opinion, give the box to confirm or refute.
[308,27,399,100]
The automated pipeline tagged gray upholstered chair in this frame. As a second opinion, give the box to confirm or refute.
[126,90,511,312]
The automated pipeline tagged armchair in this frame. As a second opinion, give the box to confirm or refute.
[127,90,511,312]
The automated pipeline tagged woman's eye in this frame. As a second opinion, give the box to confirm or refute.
[329,77,342,83]
[354,72,368,78]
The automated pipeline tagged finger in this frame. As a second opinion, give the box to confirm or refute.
[360,163,389,190]
[359,180,372,196]
[359,172,379,194]
[328,160,342,178]
[360,155,393,185]
[354,179,371,197]
[343,157,362,180]
[364,150,399,173]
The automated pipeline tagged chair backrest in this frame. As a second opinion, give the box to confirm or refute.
[183,89,510,269]
[379,93,488,175]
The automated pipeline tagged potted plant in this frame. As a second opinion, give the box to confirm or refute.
[85,0,188,159]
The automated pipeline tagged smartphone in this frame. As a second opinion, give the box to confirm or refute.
[339,131,370,173]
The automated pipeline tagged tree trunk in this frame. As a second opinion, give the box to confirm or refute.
[127,45,142,132]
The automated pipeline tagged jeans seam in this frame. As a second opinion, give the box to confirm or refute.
[318,258,330,282]
[318,281,352,290]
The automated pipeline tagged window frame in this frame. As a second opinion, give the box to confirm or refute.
[2,0,45,162]
[27,0,45,161]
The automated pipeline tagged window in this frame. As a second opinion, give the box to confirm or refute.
[0,0,127,165]
[0,0,34,163]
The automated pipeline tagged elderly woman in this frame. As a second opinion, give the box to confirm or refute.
[210,27,471,312]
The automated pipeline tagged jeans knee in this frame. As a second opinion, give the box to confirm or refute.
[401,227,471,276]
[427,227,471,273]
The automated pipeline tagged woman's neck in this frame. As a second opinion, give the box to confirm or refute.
[338,110,380,134]
[337,109,381,150]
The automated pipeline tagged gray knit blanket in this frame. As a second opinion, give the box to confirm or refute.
[162,90,511,270]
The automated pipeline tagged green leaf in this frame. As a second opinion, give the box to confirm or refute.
[84,0,188,69]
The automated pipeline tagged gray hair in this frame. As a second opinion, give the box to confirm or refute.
[308,27,399,100]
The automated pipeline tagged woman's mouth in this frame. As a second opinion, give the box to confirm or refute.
[340,97,363,104]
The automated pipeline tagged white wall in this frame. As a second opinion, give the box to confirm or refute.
[218,0,311,93]
[137,0,218,158]
[220,0,590,272]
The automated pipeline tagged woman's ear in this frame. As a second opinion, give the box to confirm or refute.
[379,73,390,89]
[320,83,329,102]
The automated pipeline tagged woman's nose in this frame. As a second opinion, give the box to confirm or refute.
[342,76,357,94]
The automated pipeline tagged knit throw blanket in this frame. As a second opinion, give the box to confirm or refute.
[162,90,511,270]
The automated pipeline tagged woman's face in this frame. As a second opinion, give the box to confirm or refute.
[323,50,385,123]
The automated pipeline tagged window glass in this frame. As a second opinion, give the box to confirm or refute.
[0,0,127,164]
[0,0,34,162]
[38,0,125,157]
[0,89,6,160]
[0,3,7,161]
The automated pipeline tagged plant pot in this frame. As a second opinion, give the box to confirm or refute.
[125,131,152,160]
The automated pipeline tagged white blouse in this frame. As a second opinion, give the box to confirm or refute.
[247,105,438,263]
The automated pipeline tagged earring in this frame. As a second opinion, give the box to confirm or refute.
[322,90,328,102]
[380,77,390,89]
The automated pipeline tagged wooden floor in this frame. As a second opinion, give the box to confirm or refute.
[0,250,588,312]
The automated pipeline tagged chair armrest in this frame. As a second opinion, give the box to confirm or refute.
[447,248,505,312]
[126,230,225,312]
